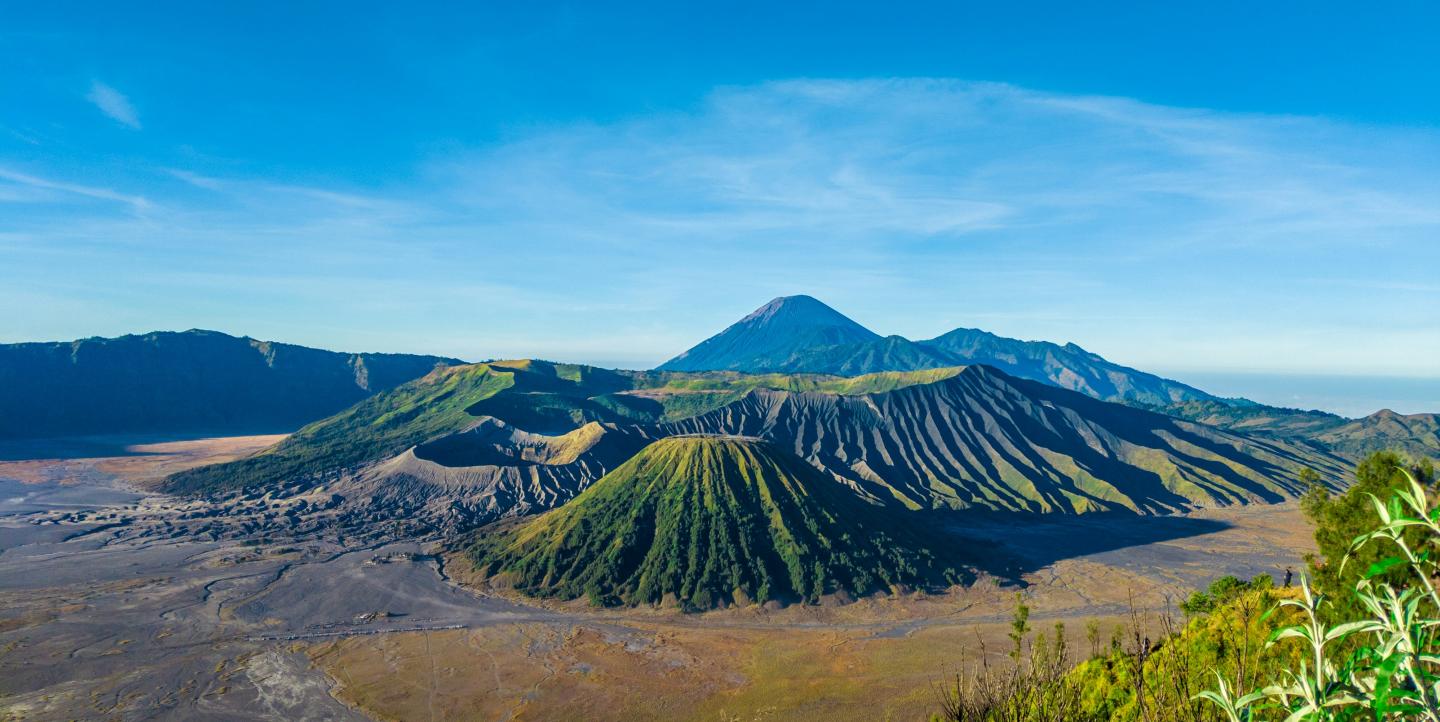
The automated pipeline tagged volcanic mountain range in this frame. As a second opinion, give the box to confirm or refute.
[9,296,1424,520]
[8,296,1428,460]
[8,296,1435,609]
[658,294,1215,406]
[659,295,1438,459]
[165,357,1350,532]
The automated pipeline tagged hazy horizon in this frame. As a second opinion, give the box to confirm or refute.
[4,315,1435,418]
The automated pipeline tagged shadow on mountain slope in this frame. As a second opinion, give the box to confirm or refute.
[941,509,1235,583]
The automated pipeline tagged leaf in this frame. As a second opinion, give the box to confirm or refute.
[1281,707,1317,722]
[1323,620,1374,643]
[1270,627,1311,645]
[1364,556,1406,579]
[1370,652,1401,714]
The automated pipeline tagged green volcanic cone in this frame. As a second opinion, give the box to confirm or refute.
[466,435,971,609]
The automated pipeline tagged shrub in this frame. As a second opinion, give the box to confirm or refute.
[1301,451,1435,622]
[1197,467,1439,721]
[1182,575,1278,617]
[934,605,1096,722]
[933,453,1439,721]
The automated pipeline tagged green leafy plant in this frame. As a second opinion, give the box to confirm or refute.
[1182,575,1275,617]
[934,454,1437,722]
[1010,592,1032,662]
[1196,467,1439,721]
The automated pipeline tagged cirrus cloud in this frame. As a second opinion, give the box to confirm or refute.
[5,79,1440,380]
[85,81,140,129]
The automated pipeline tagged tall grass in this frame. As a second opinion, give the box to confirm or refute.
[934,612,1094,722]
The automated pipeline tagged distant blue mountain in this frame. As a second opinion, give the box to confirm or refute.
[658,295,1216,406]
[0,330,461,438]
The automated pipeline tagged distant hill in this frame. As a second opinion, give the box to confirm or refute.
[1314,409,1439,458]
[657,296,1214,406]
[1152,399,1439,459]
[465,436,971,609]
[167,360,1349,526]
[919,327,1213,405]
[0,330,460,439]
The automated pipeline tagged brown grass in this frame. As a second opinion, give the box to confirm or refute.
[310,621,1038,721]
[314,503,1318,720]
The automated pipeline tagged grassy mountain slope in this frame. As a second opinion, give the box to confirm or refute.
[1142,398,1347,438]
[0,329,458,438]
[163,360,963,494]
[1146,400,1440,459]
[465,436,970,609]
[663,366,1350,513]
[165,363,515,493]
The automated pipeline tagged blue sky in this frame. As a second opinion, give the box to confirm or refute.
[2,2,1438,413]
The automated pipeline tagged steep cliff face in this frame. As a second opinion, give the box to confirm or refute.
[0,329,458,438]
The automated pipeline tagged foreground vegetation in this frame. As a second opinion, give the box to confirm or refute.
[935,451,1438,721]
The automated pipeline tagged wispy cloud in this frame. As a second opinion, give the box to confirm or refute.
[85,81,141,129]
[438,79,1440,256]
[165,169,223,190]
[0,167,151,211]
[1,126,42,146]
[4,78,1439,377]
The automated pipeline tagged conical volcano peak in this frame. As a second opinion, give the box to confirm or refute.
[657,295,884,372]
[737,295,874,331]
[466,434,969,609]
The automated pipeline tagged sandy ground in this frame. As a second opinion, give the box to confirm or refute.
[306,502,1316,721]
[0,434,285,489]
[0,434,1319,721]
